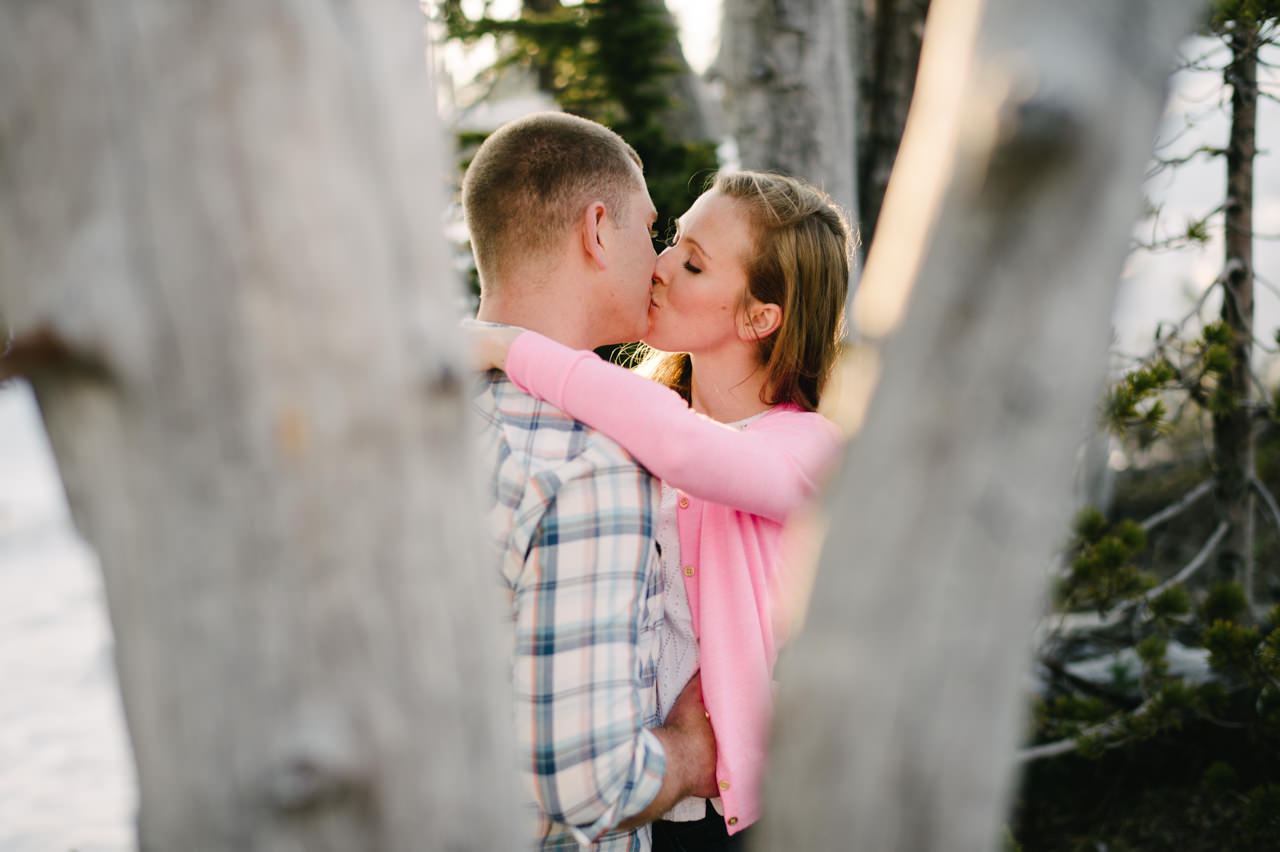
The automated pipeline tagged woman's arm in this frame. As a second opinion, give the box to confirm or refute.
[503,331,842,522]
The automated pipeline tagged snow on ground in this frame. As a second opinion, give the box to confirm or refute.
[0,381,136,852]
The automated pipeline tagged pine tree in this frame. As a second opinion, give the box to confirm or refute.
[440,0,718,243]
[1016,4,1280,846]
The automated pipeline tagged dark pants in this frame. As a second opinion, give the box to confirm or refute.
[651,801,750,852]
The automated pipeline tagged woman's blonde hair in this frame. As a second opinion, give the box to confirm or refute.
[637,171,853,412]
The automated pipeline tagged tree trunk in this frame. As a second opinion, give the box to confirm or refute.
[1213,22,1257,599]
[717,0,859,221]
[856,0,930,249]
[646,0,713,142]
[0,3,518,850]
[759,0,1199,849]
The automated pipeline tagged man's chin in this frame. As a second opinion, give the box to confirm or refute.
[631,318,654,343]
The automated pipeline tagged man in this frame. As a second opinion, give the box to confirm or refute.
[464,112,718,850]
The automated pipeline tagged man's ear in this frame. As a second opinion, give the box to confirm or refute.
[579,201,610,270]
[740,300,783,341]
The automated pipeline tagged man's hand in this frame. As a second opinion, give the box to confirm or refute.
[617,672,718,830]
[663,672,719,799]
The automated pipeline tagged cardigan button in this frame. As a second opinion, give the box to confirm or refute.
[683,565,695,577]
[719,780,730,791]
[728,817,739,826]
[678,496,690,508]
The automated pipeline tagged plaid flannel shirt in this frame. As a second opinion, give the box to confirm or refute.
[474,372,666,851]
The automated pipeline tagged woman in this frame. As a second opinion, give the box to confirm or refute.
[471,171,851,849]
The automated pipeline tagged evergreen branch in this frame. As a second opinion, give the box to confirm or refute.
[1131,223,1219,253]
[1018,699,1154,763]
[1140,479,1214,531]
[1045,522,1229,641]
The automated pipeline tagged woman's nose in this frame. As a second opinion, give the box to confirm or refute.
[653,247,675,285]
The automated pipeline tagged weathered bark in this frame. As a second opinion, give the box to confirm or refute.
[646,0,713,142]
[759,0,1199,849]
[718,0,858,221]
[856,0,931,248]
[0,3,517,850]
[1213,22,1257,599]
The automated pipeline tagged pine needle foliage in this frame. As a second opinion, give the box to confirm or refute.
[440,0,719,243]
[1014,4,1280,847]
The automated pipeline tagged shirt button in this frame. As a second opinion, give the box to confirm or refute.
[678,496,689,508]
[728,817,739,826]
[719,780,730,791]
[683,565,695,577]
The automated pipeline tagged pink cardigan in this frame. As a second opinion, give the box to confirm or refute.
[505,332,842,833]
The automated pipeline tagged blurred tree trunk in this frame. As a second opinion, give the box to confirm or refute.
[717,0,859,222]
[644,0,713,142]
[0,3,517,850]
[855,0,930,248]
[1213,20,1258,598]
[759,0,1200,849]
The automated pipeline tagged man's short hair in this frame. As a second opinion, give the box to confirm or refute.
[462,112,643,293]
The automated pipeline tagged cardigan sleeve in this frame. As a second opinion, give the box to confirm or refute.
[505,331,843,523]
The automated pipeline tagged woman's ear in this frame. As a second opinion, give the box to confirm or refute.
[580,201,610,270]
[741,300,782,341]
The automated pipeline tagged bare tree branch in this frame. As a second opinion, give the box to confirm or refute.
[1018,698,1155,763]
[1149,145,1227,172]
[1141,479,1214,531]
[1251,475,1280,538]
[1144,520,1231,603]
[1132,203,1224,251]
[1172,42,1230,72]
[1041,521,1230,641]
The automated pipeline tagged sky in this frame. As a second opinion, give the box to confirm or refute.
[1116,36,1280,369]
[668,0,721,72]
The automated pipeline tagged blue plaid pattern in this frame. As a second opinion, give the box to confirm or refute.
[474,372,665,850]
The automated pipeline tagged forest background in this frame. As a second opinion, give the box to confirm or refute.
[2,0,1278,849]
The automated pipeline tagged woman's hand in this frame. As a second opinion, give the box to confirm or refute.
[466,325,525,372]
